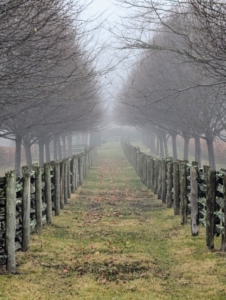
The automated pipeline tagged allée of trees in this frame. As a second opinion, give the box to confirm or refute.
[0,0,105,176]
[113,0,226,170]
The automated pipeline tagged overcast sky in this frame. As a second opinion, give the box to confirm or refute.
[87,0,115,16]
[82,0,133,105]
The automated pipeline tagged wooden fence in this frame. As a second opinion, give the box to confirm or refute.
[121,140,226,251]
[0,146,97,273]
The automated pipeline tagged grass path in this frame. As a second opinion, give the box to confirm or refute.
[1,142,226,299]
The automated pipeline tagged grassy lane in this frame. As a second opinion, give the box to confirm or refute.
[1,142,226,300]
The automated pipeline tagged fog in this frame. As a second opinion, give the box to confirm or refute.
[0,0,226,173]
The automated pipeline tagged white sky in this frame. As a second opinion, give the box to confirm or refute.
[82,0,134,106]
[86,0,115,16]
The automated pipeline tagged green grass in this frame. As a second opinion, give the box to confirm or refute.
[0,141,226,299]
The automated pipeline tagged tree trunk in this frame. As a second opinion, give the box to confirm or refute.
[87,132,90,147]
[58,137,62,160]
[149,133,156,154]
[195,137,201,166]
[156,138,160,156]
[67,135,72,157]
[97,132,101,146]
[39,139,44,167]
[23,140,32,172]
[62,136,67,158]
[145,132,149,148]
[159,137,164,158]
[163,136,169,158]
[53,136,58,160]
[183,135,190,161]
[206,137,216,170]
[171,133,178,161]
[146,133,151,149]
[15,134,22,177]
[45,139,51,162]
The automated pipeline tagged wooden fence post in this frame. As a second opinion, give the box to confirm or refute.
[60,161,64,209]
[5,171,16,273]
[78,154,84,186]
[67,159,71,199]
[83,151,86,179]
[206,170,216,250]
[64,160,68,204]
[157,159,162,199]
[54,161,60,216]
[84,150,88,178]
[44,163,52,225]
[138,153,142,180]
[173,161,180,215]
[135,148,140,175]
[71,157,76,193]
[153,159,158,195]
[143,155,147,186]
[150,157,154,190]
[190,166,199,236]
[78,155,81,186]
[74,156,79,189]
[221,175,226,251]
[180,163,187,225]
[146,157,151,189]
[166,160,173,208]
[83,154,86,181]
[35,166,42,235]
[161,159,166,203]
[22,172,31,251]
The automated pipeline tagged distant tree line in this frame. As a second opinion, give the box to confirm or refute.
[113,0,226,170]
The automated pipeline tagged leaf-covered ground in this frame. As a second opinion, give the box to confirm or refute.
[1,142,226,300]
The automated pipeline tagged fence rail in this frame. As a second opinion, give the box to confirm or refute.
[0,146,97,273]
[121,140,226,251]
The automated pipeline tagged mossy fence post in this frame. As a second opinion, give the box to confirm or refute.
[35,166,42,235]
[60,161,64,209]
[44,163,52,225]
[206,170,216,250]
[146,157,151,189]
[71,157,76,193]
[173,161,180,215]
[166,160,173,208]
[221,175,226,251]
[180,162,187,225]
[150,157,154,190]
[54,161,60,216]
[75,156,79,189]
[5,172,16,273]
[22,172,31,251]
[157,159,162,199]
[153,159,158,195]
[64,160,68,204]
[190,166,199,236]
[161,159,166,203]
[78,154,84,186]
[67,158,71,199]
